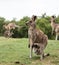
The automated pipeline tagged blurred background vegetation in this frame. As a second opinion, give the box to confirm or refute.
[0,14,59,39]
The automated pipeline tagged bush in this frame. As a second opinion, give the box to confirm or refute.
[12,16,29,38]
[36,17,55,39]
[0,17,5,36]
[1,15,59,40]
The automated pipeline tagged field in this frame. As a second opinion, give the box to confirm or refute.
[0,37,59,65]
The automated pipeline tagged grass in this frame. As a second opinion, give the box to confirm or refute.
[0,37,59,65]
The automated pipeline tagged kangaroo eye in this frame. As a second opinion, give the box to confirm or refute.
[29,21,32,23]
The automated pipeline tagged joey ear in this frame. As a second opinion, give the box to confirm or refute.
[31,15,37,21]
[32,44,40,49]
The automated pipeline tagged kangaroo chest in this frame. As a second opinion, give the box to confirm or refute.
[28,29,44,43]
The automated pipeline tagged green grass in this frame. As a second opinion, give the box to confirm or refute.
[0,37,59,65]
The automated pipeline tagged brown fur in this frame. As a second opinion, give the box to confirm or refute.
[50,16,59,40]
[3,23,19,31]
[26,15,48,60]
[3,23,20,38]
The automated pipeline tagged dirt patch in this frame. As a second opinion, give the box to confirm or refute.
[29,58,56,65]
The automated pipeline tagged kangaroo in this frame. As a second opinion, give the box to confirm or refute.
[50,16,59,40]
[26,15,49,60]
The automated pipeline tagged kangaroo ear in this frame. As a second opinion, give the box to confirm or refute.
[31,15,37,21]
[51,16,55,18]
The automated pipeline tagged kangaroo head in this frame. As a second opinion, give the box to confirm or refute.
[50,16,55,22]
[26,15,37,29]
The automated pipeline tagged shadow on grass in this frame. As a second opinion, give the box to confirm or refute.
[32,56,40,60]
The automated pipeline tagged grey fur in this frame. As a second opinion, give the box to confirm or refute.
[26,15,48,60]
